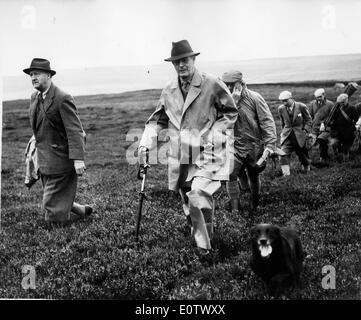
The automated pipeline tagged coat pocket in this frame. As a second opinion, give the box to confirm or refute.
[50,143,68,157]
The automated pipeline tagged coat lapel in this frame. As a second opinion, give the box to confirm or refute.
[170,78,184,112]
[292,102,300,122]
[34,83,55,131]
[181,70,202,118]
[43,83,55,112]
[282,105,291,125]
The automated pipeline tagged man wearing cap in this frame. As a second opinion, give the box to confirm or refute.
[329,93,359,161]
[278,91,312,176]
[308,88,334,165]
[23,58,92,228]
[138,40,238,256]
[221,70,277,211]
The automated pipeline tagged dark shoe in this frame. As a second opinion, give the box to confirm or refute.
[196,247,210,256]
[84,205,93,217]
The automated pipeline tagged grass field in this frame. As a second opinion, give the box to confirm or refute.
[1,82,361,299]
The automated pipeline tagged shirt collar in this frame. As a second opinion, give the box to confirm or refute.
[38,85,51,99]
[179,72,194,86]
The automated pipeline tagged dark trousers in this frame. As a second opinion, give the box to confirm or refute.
[317,138,329,160]
[281,131,310,167]
[40,170,77,222]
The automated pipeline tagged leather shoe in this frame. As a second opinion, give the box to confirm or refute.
[84,205,93,217]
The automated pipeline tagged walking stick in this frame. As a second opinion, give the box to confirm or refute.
[135,150,149,243]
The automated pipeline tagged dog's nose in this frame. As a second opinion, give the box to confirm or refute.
[260,239,267,245]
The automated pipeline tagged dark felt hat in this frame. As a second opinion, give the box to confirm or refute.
[164,40,200,62]
[23,58,56,76]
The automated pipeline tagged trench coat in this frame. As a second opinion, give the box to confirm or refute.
[29,83,86,175]
[139,69,238,191]
[278,101,312,148]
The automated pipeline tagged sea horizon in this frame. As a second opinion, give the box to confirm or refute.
[3,53,361,102]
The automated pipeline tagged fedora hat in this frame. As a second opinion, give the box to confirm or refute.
[164,40,200,62]
[23,58,56,76]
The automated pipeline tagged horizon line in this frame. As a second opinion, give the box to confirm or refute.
[4,52,361,77]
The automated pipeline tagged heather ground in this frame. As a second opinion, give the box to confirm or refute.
[1,82,361,299]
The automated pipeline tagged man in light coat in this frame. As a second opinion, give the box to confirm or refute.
[308,88,334,165]
[138,40,238,256]
[24,58,92,228]
[221,70,277,211]
[278,91,312,176]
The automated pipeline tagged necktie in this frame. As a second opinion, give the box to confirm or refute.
[34,94,43,124]
[181,81,190,99]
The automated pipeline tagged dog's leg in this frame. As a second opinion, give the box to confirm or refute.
[268,273,294,296]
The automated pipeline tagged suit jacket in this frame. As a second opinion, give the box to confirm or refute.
[278,101,312,147]
[29,83,85,175]
[139,68,238,191]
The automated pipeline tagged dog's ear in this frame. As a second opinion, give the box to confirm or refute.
[270,225,281,238]
[250,225,257,237]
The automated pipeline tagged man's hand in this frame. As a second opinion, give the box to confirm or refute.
[138,146,149,165]
[74,160,86,176]
[319,122,325,132]
[355,117,361,132]
[138,146,150,179]
[309,133,317,146]
[231,81,242,104]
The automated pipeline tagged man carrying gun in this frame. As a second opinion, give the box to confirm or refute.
[319,82,360,162]
[328,93,359,162]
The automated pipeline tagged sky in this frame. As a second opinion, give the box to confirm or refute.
[0,0,361,76]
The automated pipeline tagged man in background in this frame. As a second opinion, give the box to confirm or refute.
[24,58,92,229]
[328,93,359,161]
[221,70,277,211]
[278,91,312,176]
[308,88,334,165]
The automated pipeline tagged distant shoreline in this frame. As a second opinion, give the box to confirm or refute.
[4,78,360,104]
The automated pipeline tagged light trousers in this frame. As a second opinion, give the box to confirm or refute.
[179,177,221,250]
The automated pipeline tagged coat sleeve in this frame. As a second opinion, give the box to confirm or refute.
[139,90,169,150]
[278,106,285,128]
[211,80,238,137]
[58,95,85,160]
[308,102,314,120]
[253,92,277,151]
[300,103,312,133]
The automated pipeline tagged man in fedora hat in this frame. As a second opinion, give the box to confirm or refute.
[138,40,238,256]
[24,58,92,228]
[221,70,277,211]
[278,90,312,176]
